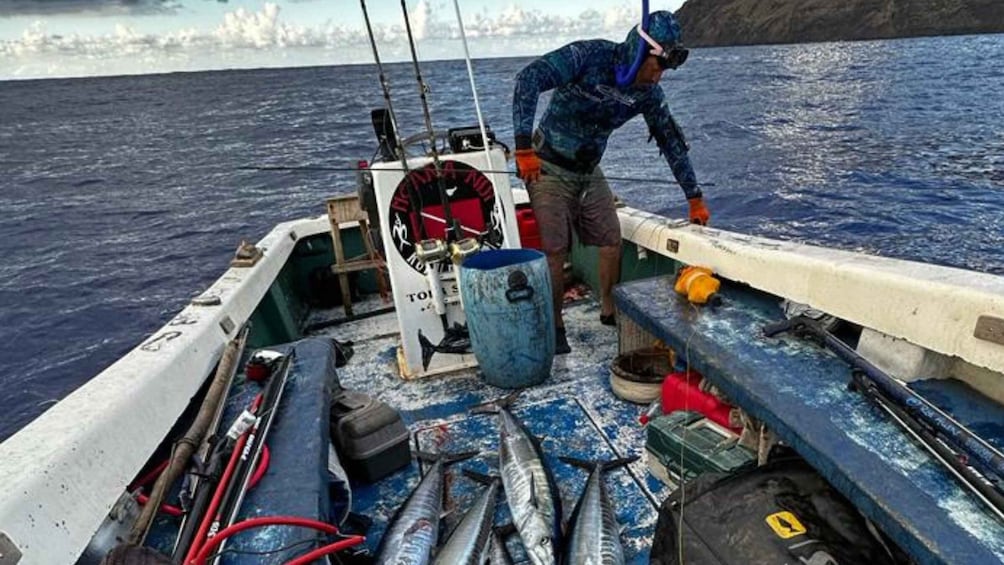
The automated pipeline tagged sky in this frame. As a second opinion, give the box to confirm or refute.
[0,0,685,80]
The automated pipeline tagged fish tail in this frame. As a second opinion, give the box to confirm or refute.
[494,523,517,538]
[559,455,639,472]
[444,450,479,465]
[415,449,479,465]
[462,468,500,485]
[418,330,436,370]
[601,455,640,472]
[468,391,520,415]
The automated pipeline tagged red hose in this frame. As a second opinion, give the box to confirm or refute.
[183,394,265,563]
[183,431,248,563]
[283,535,366,565]
[135,493,183,517]
[131,437,267,523]
[248,445,270,489]
[188,516,343,565]
[130,459,170,491]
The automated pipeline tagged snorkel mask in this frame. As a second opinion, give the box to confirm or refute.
[615,3,687,86]
[637,24,689,70]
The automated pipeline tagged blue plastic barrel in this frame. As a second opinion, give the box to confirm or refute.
[460,249,555,388]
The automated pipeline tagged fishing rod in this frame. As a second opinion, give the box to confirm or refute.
[764,316,1004,518]
[450,0,495,177]
[399,0,461,244]
[238,165,717,187]
[850,370,1004,521]
[171,401,255,563]
[169,327,252,554]
[359,0,430,244]
[211,354,294,559]
[122,325,250,548]
[362,0,457,341]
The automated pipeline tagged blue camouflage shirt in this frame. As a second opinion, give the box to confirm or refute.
[512,39,700,199]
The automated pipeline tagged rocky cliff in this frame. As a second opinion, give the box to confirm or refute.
[675,0,1004,47]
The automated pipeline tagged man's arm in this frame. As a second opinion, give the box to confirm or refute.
[642,88,701,200]
[512,42,588,150]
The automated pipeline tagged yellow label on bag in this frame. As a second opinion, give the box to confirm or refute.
[765,511,807,539]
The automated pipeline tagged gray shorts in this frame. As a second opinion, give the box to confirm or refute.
[527,160,622,255]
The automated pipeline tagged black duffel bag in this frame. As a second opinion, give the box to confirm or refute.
[651,452,909,565]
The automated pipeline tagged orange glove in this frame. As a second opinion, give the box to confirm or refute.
[688,197,710,225]
[514,149,542,184]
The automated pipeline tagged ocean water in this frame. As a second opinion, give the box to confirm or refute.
[1,34,1002,440]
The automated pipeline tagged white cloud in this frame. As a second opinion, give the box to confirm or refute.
[410,0,432,41]
[0,0,179,17]
[0,2,642,79]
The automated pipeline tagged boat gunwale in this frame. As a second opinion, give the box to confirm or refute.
[0,215,330,563]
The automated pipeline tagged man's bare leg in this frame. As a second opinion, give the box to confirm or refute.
[547,251,567,329]
[547,250,572,354]
[599,244,621,318]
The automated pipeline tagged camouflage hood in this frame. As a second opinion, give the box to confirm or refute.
[616,10,684,83]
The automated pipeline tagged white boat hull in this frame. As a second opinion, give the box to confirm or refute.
[618,207,1004,381]
[0,216,329,564]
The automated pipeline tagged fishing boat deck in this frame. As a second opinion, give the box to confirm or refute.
[309,294,667,562]
[614,275,1004,564]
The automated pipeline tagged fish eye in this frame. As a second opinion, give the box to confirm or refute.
[539,537,550,546]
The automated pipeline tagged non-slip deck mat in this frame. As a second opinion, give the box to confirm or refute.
[325,299,667,563]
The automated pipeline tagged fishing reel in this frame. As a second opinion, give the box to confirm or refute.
[415,239,449,266]
[244,349,285,383]
[450,238,481,264]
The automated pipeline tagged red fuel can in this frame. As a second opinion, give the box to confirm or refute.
[516,206,542,250]
[661,371,740,433]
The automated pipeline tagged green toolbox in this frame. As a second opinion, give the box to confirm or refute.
[645,410,755,489]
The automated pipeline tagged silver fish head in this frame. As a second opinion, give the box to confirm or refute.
[520,513,557,565]
[498,408,520,434]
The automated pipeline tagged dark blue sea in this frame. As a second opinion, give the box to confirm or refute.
[1,34,1002,440]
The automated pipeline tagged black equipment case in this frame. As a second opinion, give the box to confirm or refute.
[330,390,411,483]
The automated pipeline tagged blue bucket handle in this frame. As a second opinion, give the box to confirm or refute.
[506,270,534,303]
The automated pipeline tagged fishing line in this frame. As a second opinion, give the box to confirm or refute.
[450,0,496,177]
[238,165,716,188]
[359,0,431,242]
[678,299,701,565]
[400,0,460,243]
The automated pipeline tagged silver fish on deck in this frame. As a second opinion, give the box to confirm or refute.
[559,456,639,565]
[472,394,562,565]
[375,451,476,565]
[488,526,516,565]
[431,470,501,565]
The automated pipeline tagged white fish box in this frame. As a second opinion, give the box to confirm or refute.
[370,148,521,378]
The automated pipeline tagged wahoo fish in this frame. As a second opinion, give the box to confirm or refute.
[472,394,562,565]
[375,451,476,565]
[488,527,516,565]
[431,470,501,565]
[559,456,639,565]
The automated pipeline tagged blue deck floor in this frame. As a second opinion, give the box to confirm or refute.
[321,298,667,563]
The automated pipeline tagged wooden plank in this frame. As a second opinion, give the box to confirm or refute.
[331,260,382,275]
[328,198,357,316]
